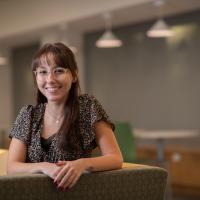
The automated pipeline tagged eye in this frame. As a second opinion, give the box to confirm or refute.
[54,68,66,74]
[38,69,48,75]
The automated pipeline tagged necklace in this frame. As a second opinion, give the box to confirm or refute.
[45,109,64,124]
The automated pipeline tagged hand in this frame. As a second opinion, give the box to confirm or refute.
[54,159,86,190]
[41,162,61,179]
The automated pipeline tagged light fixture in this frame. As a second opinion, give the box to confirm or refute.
[147,0,174,38]
[0,57,8,66]
[147,18,174,38]
[96,13,122,48]
[0,49,8,66]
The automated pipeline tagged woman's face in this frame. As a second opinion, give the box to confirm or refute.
[35,53,75,104]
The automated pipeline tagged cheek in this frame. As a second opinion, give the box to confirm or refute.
[64,75,74,86]
[36,79,44,89]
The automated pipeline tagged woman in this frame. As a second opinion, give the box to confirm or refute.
[7,43,123,190]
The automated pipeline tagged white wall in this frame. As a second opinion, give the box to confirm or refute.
[85,11,200,131]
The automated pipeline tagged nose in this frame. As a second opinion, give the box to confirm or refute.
[46,71,56,82]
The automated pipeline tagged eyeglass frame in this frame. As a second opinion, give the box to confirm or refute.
[33,66,70,80]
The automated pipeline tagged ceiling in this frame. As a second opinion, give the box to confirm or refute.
[70,0,200,32]
[0,0,200,48]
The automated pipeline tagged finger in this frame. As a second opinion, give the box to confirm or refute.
[61,172,76,189]
[54,165,70,184]
[58,168,74,188]
[53,165,64,180]
[68,174,81,189]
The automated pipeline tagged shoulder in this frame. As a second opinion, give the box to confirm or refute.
[19,105,33,112]
[79,94,108,119]
[18,104,45,115]
[79,94,101,106]
[79,94,105,114]
[79,93,94,102]
[16,104,45,123]
[16,105,33,119]
[32,103,45,115]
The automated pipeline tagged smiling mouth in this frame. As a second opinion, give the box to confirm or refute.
[46,87,61,92]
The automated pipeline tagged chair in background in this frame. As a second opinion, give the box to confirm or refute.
[0,149,8,175]
[92,121,152,164]
[114,122,136,163]
[91,121,135,161]
[114,122,154,164]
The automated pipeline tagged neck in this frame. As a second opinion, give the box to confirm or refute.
[46,102,64,114]
[45,103,65,124]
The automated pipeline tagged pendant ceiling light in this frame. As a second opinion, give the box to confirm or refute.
[0,57,8,66]
[147,0,174,38]
[147,18,174,37]
[96,13,122,48]
[0,49,8,66]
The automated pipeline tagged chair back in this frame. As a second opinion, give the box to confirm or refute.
[114,122,135,163]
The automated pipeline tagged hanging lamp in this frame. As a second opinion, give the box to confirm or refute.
[96,13,122,48]
[0,48,8,66]
[147,0,174,38]
[147,18,174,37]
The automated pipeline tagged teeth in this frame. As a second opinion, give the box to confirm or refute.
[46,87,59,92]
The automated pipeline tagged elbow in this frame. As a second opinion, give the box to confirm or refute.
[118,155,123,169]
[114,154,123,169]
[7,162,17,175]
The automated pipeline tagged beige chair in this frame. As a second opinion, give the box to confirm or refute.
[0,149,8,175]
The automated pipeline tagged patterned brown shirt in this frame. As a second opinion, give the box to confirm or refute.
[9,94,113,163]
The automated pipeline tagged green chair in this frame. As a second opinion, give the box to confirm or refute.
[91,122,136,161]
[114,122,135,163]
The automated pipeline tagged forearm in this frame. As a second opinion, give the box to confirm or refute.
[7,161,46,175]
[81,154,123,172]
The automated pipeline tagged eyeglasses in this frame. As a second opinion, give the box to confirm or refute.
[34,67,69,81]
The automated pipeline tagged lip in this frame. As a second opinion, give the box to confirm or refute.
[45,86,61,92]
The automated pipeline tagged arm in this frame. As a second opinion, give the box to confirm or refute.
[81,120,123,171]
[7,138,60,178]
[54,121,123,189]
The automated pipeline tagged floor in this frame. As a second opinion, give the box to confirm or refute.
[173,196,200,200]
[166,193,200,200]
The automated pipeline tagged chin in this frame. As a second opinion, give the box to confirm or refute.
[46,96,66,103]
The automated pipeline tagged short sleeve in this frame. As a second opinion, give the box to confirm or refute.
[79,94,114,151]
[9,105,33,145]
[90,96,114,131]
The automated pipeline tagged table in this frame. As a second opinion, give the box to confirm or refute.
[134,129,200,163]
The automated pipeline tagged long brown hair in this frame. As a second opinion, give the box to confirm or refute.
[32,43,82,152]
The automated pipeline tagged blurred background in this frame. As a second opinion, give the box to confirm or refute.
[0,0,200,199]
